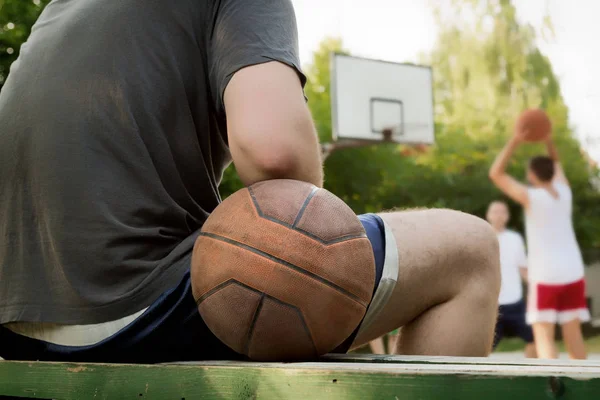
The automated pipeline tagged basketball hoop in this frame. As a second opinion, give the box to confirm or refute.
[330,54,435,146]
[323,55,436,161]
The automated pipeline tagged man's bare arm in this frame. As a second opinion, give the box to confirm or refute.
[224,62,323,187]
[489,136,529,207]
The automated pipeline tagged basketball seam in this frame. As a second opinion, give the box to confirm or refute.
[245,293,265,356]
[247,187,367,245]
[197,279,318,357]
[196,279,253,305]
[292,187,319,228]
[198,232,368,307]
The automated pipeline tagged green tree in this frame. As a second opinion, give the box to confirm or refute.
[420,0,600,249]
[0,0,50,88]
[299,2,599,253]
[1,0,598,252]
[285,0,599,252]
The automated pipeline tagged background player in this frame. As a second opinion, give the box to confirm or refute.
[486,201,536,358]
[489,130,589,359]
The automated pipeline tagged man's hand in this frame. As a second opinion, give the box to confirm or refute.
[224,62,323,187]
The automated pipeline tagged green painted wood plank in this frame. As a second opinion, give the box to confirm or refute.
[1,360,599,400]
[322,353,600,368]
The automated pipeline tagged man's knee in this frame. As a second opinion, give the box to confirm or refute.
[430,209,500,299]
[384,208,500,291]
[451,210,500,301]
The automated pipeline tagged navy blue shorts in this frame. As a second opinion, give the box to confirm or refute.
[493,299,534,348]
[0,214,386,363]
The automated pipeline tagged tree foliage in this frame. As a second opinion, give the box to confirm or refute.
[420,0,600,249]
[299,1,600,251]
[1,0,598,252]
[0,0,50,88]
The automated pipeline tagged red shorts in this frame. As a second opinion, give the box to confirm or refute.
[526,279,590,325]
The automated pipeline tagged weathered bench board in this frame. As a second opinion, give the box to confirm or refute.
[1,355,600,399]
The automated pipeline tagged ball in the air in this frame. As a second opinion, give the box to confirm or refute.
[515,109,551,142]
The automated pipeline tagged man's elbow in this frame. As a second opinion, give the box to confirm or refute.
[488,168,502,182]
[229,112,323,186]
[252,149,300,179]
[236,143,323,187]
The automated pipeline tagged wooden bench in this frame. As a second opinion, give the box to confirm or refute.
[1,354,599,399]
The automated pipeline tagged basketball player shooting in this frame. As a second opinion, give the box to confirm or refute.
[0,0,500,362]
[486,201,536,358]
[489,112,590,360]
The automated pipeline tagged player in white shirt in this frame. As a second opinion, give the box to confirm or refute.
[486,201,535,358]
[489,132,589,360]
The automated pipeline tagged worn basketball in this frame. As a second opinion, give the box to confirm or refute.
[191,179,375,361]
[515,109,552,142]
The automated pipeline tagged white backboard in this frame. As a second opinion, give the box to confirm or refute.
[331,54,435,144]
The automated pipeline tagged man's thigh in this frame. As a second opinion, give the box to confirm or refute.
[352,208,499,347]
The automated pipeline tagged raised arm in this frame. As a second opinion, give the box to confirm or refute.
[545,137,569,186]
[209,0,323,188]
[489,135,529,207]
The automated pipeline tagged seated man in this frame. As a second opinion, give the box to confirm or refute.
[486,201,535,358]
[0,0,500,362]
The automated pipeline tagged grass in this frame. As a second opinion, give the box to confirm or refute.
[352,334,600,355]
[495,335,600,353]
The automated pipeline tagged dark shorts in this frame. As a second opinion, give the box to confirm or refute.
[0,214,386,363]
[493,299,534,349]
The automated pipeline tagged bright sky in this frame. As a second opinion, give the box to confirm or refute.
[292,0,600,163]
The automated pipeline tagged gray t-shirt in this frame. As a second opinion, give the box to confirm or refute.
[0,0,305,324]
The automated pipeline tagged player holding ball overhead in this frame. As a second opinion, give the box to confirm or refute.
[489,109,590,360]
